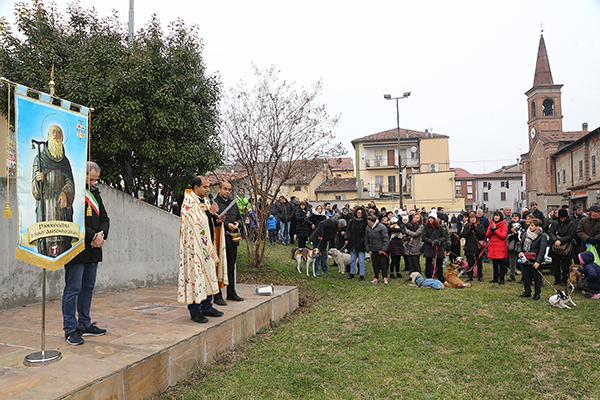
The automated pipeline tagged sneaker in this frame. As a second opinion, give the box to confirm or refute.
[65,330,84,345]
[383,278,389,284]
[79,322,106,337]
[591,293,600,300]
[370,278,379,284]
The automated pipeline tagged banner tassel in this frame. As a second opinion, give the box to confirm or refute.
[4,81,12,219]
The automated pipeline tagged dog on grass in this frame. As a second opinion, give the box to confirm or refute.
[410,272,444,290]
[444,260,472,288]
[328,248,354,274]
[291,247,321,277]
[549,291,577,309]
[568,265,584,292]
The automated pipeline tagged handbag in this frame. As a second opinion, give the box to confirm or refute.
[551,241,572,257]
[473,230,484,250]
[523,252,537,261]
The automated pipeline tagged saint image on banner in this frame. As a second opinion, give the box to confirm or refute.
[31,123,75,257]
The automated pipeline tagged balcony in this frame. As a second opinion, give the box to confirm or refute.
[364,157,419,169]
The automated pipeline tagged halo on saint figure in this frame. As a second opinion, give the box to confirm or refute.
[40,113,69,145]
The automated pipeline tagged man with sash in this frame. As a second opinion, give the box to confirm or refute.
[214,181,244,305]
[179,176,227,323]
[63,162,110,345]
[32,124,75,257]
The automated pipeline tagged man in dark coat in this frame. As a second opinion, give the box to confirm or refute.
[530,202,545,221]
[214,181,244,305]
[276,196,294,245]
[62,162,110,345]
[576,204,600,253]
[310,217,345,275]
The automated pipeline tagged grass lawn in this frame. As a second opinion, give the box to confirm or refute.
[156,243,600,400]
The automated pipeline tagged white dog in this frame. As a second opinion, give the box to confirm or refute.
[549,291,577,309]
[292,247,321,277]
[328,248,353,274]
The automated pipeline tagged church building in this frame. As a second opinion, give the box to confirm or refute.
[521,34,593,212]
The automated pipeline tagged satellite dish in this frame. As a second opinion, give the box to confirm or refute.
[410,146,417,153]
[360,151,366,158]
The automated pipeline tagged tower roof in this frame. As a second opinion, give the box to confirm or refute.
[533,35,554,86]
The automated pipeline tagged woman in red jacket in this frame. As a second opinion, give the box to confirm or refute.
[486,210,508,285]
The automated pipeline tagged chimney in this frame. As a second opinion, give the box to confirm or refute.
[583,122,588,132]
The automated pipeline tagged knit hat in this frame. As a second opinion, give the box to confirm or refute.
[558,209,568,219]
[428,210,437,219]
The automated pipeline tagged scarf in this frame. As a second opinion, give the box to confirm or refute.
[523,227,542,252]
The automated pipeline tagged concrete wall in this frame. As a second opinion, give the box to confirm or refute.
[0,179,179,310]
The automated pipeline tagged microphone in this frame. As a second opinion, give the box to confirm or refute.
[208,193,214,204]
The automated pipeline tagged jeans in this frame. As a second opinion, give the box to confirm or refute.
[350,251,366,276]
[279,221,291,244]
[188,296,213,316]
[62,263,98,334]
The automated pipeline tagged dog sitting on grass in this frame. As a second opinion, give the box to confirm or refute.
[568,265,584,292]
[291,247,321,277]
[444,260,472,288]
[410,272,444,290]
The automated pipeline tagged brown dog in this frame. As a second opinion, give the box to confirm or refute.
[569,265,583,292]
[444,262,472,288]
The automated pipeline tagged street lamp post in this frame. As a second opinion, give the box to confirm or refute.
[383,92,411,210]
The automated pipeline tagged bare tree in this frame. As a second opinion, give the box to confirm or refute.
[221,65,344,268]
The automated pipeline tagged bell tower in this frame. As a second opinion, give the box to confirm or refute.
[525,34,563,149]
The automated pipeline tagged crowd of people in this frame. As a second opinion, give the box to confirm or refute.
[265,196,600,300]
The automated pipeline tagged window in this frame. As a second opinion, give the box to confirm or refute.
[374,150,383,160]
[557,172,561,185]
[579,160,583,179]
[593,156,596,176]
[375,175,384,191]
[500,192,506,201]
[531,101,536,118]
[455,181,461,195]
[521,192,526,200]
[294,186,301,191]
[500,181,505,188]
[543,98,555,116]
[335,195,341,200]
[467,182,473,194]
[483,192,489,201]
[562,169,566,184]
[388,176,396,193]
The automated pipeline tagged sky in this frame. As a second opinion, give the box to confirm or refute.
[2,0,599,174]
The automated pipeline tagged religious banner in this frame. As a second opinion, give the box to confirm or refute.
[14,84,90,270]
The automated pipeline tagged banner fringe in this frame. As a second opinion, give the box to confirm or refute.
[15,241,85,271]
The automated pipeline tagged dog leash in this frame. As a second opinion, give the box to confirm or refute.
[535,267,565,297]
[457,239,489,278]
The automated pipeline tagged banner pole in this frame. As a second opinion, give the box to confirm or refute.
[24,268,61,366]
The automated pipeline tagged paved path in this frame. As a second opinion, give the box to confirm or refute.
[0,283,298,400]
